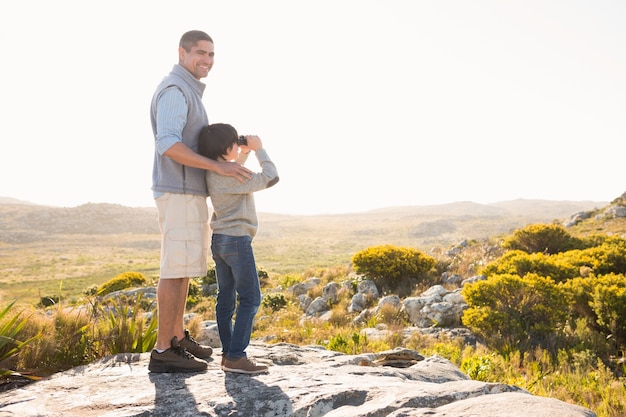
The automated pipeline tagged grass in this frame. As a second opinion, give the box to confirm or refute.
[0,233,160,306]
[1,248,624,416]
[251,273,626,417]
[0,201,624,414]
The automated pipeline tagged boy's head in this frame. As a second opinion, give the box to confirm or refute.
[198,123,238,161]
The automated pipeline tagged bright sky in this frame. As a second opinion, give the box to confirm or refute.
[1,0,624,215]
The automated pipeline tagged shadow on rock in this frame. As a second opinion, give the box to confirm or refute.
[223,372,293,416]
[144,371,210,417]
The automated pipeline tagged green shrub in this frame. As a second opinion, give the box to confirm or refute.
[96,272,147,296]
[592,280,626,352]
[97,293,158,354]
[483,236,626,285]
[481,250,579,283]
[565,274,626,353]
[51,306,95,368]
[462,273,569,360]
[562,276,599,329]
[186,279,202,308]
[201,268,217,286]
[461,354,493,381]
[325,332,366,355]
[262,293,288,312]
[566,240,626,276]
[352,245,436,295]
[503,224,585,254]
[39,295,63,307]
[0,301,41,377]
[279,274,302,289]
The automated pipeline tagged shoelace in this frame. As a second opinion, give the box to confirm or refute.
[244,357,260,366]
[186,333,201,347]
[172,345,195,360]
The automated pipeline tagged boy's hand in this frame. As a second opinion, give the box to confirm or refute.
[240,135,262,152]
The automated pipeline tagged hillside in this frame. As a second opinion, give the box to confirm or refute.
[0,197,614,280]
[0,198,608,249]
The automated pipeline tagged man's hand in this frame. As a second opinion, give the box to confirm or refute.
[217,161,253,182]
[163,142,253,182]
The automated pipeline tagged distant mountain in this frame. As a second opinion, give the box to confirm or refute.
[0,202,159,243]
[0,197,38,205]
[2,195,624,276]
[365,199,606,220]
[0,196,614,247]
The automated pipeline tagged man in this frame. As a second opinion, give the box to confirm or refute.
[148,30,251,373]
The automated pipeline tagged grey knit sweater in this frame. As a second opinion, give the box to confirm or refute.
[206,148,279,238]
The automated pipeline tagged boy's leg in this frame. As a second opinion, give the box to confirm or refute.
[227,236,261,359]
[213,235,237,356]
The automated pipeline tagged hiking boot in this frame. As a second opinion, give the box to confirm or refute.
[148,336,208,373]
[222,356,269,374]
[179,329,213,359]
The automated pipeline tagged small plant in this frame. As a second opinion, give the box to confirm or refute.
[352,245,436,296]
[326,333,349,353]
[461,355,493,381]
[261,293,288,312]
[186,279,202,308]
[201,268,217,286]
[96,272,147,296]
[0,301,41,378]
[278,274,303,289]
[39,295,62,307]
[376,302,408,327]
[97,293,158,354]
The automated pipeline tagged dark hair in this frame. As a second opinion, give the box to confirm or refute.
[179,30,213,52]
[198,123,238,161]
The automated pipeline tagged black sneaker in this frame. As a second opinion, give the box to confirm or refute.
[179,329,213,359]
[148,336,208,373]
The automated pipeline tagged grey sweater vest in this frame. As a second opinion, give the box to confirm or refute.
[151,64,209,196]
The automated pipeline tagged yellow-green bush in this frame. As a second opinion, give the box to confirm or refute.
[592,281,626,352]
[352,245,436,296]
[481,250,579,283]
[570,240,626,275]
[262,293,288,312]
[96,272,147,296]
[482,236,626,284]
[462,273,569,359]
[503,224,585,254]
[564,274,626,353]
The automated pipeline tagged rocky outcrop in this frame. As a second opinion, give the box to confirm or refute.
[0,343,595,416]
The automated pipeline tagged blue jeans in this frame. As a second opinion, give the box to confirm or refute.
[211,234,261,359]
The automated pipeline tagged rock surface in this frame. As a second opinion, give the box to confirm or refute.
[0,343,595,417]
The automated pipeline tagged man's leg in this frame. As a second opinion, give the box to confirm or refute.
[155,277,189,351]
[149,193,210,371]
[149,275,206,372]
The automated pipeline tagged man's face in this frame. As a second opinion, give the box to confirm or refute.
[179,40,215,80]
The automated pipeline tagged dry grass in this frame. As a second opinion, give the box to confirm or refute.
[0,199,624,416]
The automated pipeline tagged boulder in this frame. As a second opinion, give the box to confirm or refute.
[0,343,595,417]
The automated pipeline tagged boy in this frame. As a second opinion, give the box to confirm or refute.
[198,123,279,374]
